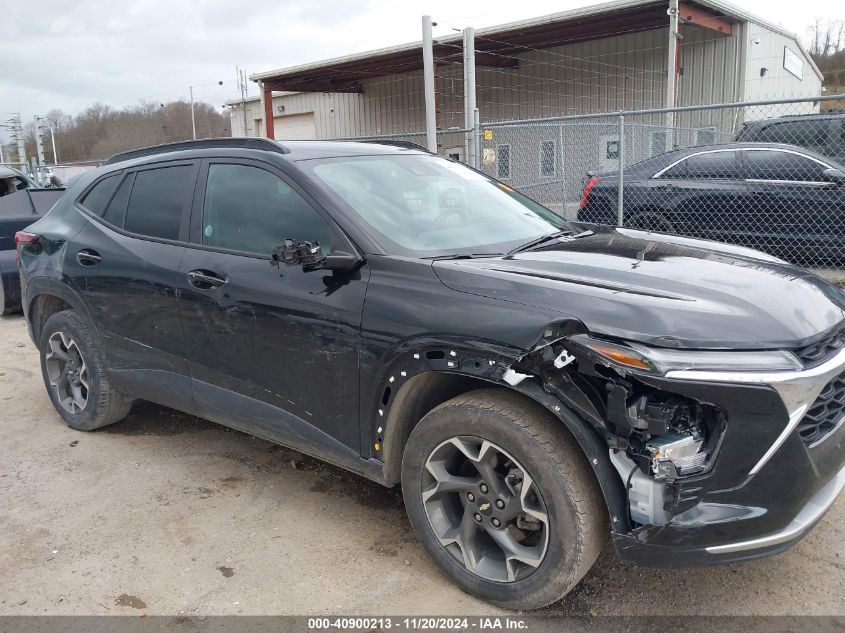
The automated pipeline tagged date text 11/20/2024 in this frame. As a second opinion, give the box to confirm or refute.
[307,617,528,630]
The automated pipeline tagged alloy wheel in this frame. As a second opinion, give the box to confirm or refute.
[45,331,89,414]
[421,436,549,583]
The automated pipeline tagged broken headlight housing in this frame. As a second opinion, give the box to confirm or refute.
[568,334,802,376]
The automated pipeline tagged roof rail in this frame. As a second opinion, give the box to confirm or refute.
[104,137,290,165]
[358,139,430,152]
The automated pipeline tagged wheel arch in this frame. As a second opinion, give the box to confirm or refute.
[25,277,96,344]
[380,370,627,531]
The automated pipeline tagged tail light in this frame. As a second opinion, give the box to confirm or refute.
[15,231,38,267]
[15,231,38,246]
[580,176,600,209]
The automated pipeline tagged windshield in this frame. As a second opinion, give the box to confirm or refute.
[301,154,570,256]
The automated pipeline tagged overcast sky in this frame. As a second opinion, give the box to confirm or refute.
[0,0,840,141]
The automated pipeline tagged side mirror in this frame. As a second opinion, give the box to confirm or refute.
[822,168,845,185]
[271,239,362,272]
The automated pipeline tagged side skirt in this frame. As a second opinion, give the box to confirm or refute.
[108,368,387,486]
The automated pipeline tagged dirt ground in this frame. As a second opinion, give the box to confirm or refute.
[0,314,843,616]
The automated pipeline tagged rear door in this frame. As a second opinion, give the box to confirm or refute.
[741,148,845,266]
[652,150,746,242]
[68,162,198,397]
[177,158,368,451]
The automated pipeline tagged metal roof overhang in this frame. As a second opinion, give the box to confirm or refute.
[252,0,738,93]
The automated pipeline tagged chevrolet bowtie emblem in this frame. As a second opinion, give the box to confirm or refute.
[479,502,490,511]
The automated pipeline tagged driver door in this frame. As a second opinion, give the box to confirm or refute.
[177,158,369,451]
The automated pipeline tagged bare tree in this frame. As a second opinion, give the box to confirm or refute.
[33,99,229,163]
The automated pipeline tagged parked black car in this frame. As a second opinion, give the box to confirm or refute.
[0,166,65,314]
[17,138,845,609]
[736,112,845,164]
[577,142,845,267]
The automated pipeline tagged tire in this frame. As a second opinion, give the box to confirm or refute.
[38,310,133,431]
[401,388,606,610]
[627,211,674,233]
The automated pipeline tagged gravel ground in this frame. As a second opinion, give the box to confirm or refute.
[0,314,843,616]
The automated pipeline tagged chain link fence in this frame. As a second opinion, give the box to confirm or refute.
[479,95,845,269]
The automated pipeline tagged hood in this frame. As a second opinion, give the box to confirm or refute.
[432,225,845,350]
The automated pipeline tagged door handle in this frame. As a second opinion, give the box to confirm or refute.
[186,269,227,289]
[76,249,102,266]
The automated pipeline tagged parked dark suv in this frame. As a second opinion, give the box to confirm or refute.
[577,142,845,267]
[736,112,845,164]
[17,138,845,609]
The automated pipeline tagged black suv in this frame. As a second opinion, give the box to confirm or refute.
[17,138,845,609]
[736,112,845,164]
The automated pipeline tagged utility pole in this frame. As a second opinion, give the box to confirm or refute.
[34,116,46,166]
[422,15,438,153]
[189,85,197,140]
[9,114,26,168]
[665,0,680,151]
[237,67,249,136]
[463,27,477,168]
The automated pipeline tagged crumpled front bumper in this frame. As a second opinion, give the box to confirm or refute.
[612,350,845,567]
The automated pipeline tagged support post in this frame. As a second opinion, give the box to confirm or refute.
[50,126,58,164]
[262,82,275,140]
[422,15,437,153]
[666,0,679,151]
[473,108,481,170]
[190,86,197,140]
[617,114,625,226]
[463,26,476,166]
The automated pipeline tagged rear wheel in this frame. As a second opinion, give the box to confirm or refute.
[627,210,674,233]
[401,389,605,609]
[39,310,133,431]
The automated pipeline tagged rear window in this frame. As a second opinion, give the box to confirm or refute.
[80,174,120,214]
[102,174,134,227]
[662,151,738,179]
[755,120,830,146]
[123,165,193,240]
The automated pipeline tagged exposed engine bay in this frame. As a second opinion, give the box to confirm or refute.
[510,331,727,527]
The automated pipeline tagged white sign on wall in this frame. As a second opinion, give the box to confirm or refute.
[783,46,803,80]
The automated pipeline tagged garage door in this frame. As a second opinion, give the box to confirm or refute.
[273,112,316,140]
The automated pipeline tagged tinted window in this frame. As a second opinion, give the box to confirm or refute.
[664,151,737,179]
[756,120,829,146]
[497,145,511,179]
[124,166,193,240]
[102,174,134,227]
[202,164,333,256]
[540,140,555,177]
[80,174,119,214]
[742,150,827,182]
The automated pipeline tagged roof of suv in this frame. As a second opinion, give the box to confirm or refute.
[104,137,428,167]
[740,112,845,130]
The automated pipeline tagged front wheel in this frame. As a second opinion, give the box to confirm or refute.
[401,389,606,609]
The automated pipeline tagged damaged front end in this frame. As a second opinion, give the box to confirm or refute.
[506,328,804,538]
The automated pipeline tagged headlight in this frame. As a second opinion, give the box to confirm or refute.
[568,334,802,375]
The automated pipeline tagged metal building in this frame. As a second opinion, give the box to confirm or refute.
[228,0,822,148]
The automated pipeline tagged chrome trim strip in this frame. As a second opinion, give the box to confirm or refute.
[666,348,845,474]
[706,465,845,554]
[749,404,807,476]
[651,147,833,180]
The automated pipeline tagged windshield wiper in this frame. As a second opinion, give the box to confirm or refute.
[426,253,504,261]
[506,229,595,256]
[506,229,573,256]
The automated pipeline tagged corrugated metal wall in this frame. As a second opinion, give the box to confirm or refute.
[235,21,818,146]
